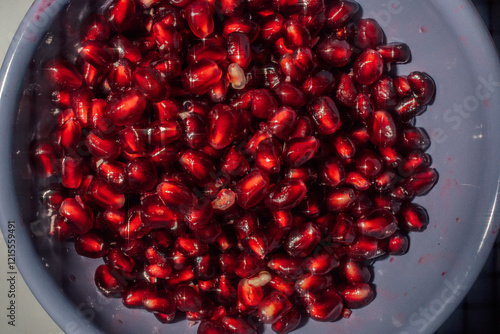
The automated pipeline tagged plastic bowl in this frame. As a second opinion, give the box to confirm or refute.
[1,1,499,333]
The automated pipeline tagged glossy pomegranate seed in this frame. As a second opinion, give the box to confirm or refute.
[303,286,343,322]
[234,170,270,209]
[43,59,83,91]
[106,0,136,32]
[408,71,436,105]
[227,32,252,70]
[79,41,116,70]
[284,222,320,257]
[74,231,107,258]
[178,149,216,186]
[220,146,250,176]
[347,235,379,260]
[109,34,142,63]
[302,70,335,97]
[59,197,93,234]
[157,180,196,214]
[282,20,311,50]
[403,168,438,197]
[273,82,307,109]
[152,22,183,53]
[325,0,360,28]
[132,67,166,102]
[182,59,223,95]
[271,305,301,334]
[105,88,147,126]
[338,282,375,309]
[94,264,125,297]
[267,107,296,140]
[283,136,319,167]
[80,14,111,43]
[316,37,352,67]
[340,258,372,283]
[302,247,339,275]
[185,0,214,38]
[353,49,384,86]
[265,179,307,211]
[354,18,384,50]
[255,137,282,174]
[267,253,303,280]
[208,104,238,150]
[295,273,333,295]
[256,291,291,324]
[377,43,411,63]
[387,231,409,255]
[368,110,397,147]
[259,13,285,44]
[336,73,358,108]
[399,202,429,232]
[198,320,226,334]
[307,96,341,135]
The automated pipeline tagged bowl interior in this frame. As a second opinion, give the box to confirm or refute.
[2,0,500,333]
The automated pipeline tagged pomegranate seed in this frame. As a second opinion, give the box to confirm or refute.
[152,22,183,53]
[259,13,285,44]
[106,0,136,32]
[271,306,301,334]
[267,107,296,140]
[368,110,397,147]
[353,49,384,86]
[94,264,125,297]
[267,253,303,280]
[273,82,307,109]
[208,104,238,150]
[354,18,384,50]
[283,136,319,167]
[377,43,411,63]
[387,231,409,255]
[79,41,116,70]
[182,59,223,95]
[326,1,360,28]
[178,149,216,186]
[198,320,226,334]
[265,179,307,211]
[336,73,358,108]
[234,170,270,209]
[373,75,397,110]
[43,59,83,91]
[316,37,352,67]
[256,291,291,324]
[399,202,429,232]
[403,167,438,197]
[185,0,215,38]
[284,222,321,257]
[302,70,335,97]
[303,286,343,322]
[74,231,107,258]
[307,96,341,135]
[408,71,436,105]
[255,137,282,174]
[338,282,375,309]
[282,20,311,50]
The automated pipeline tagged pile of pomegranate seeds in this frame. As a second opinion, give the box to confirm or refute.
[31,0,438,332]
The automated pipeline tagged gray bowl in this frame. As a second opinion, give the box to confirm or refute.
[1,0,499,333]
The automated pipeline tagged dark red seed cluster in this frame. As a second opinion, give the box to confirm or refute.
[31,0,438,333]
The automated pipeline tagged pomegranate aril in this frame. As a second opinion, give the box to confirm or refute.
[271,305,301,334]
[408,71,436,105]
[340,258,372,283]
[238,278,264,308]
[222,316,256,334]
[185,0,214,38]
[307,96,341,135]
[182,59,223,95]
[79,41,116,70]
[399,202,429,232]
[282,19,311,50]
[368,110,397,147]
[198,320,226,334]
[265,179,307,211]
[59,198,93,234]
[326,1,360,29]
[403,168,439,197]
[179,149,216,187]
[132,67,166,102]
[256,291,291,324]
[267,253,304,280]
[105,88,147,127]
[353,49,384,86]
[315,36,352,67]
[372,75,398,110]
[338,282,375,309]
[273,82,307,109]
[259,13,285,44]
[143,289,176,314]
[303,286,343,322]
[74,231,107,258]
[43,59,83,91]
[234,170,270,209]
[354,18,384,50]
[283,136,319,167]
[302,70,335,97]
[152,22,183,53]
[105,247,135,272]
[377,43,411,63]
[95,264,125,297]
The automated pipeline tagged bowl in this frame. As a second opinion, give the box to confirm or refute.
[1,0,499,333]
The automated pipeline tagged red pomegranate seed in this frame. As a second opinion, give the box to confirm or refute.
[340,258,372,283]
[80,14,111,42]
[265,179,307,211]
[207,104,238,150]
[302,70,335,97]
[273,82,307,109]
[368,110,397,147]
[267,253,303,280]
[94,264,125,297]
[259,13,285,44]
[255,137,283,174]
[399,202,429,232]
[74,231,107,258]
[326,0,360,28]
[105,0,136,32]
[282,20,311,50]
[152,22,183,53]
[178,149,216,186]
[43,59,83,91]
[377,43,411,63]
[284,222,321,257]
[403,167,438,197]
[234,170,270,209]
[316,36,352,67]
[256,291,291,324]
[173,284,202,312]
[305,286,344,322]
[182,59,223,95]
[307,96,341,135]
[387,231,409,255]
[79,41,116,70]
[132,67,166,102]
[338,282,375,309]
[198,320,226,334]
[336,73,358,108]
[283,136,319,167]
[295,273,333,295]
[185,0,215,38]
[354,18,384,50]
[373,75,397,110]
[227,32,252,70]
[59,197,93,234]
[353,49,384,86]
[271,305,301,334]
[408,71,436,105]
